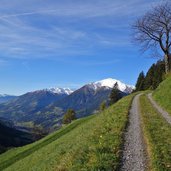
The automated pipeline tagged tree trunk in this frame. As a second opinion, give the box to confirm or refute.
[164,54,170,74]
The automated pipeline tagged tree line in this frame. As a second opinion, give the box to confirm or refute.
[135,60,166,91]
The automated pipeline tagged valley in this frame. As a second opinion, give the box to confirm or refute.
[0,78,133,131]
[0,76,171,170]
[0,1,171,170]
[0,119,34,154]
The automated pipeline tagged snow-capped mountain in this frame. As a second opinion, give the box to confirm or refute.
[0,78,134,129]
[88,78,135,94]
[47,88,74,95]
[52,78,133,119]
[32,88,74,95]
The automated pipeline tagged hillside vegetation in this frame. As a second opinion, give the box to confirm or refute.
[153,76,171,115]
[0,120,34,154]
[140,94,171,171]
[0,91,65,130]
[0,94,135,171]
[135,60,165,91]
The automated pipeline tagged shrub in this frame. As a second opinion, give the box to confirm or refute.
[63,109,76,124]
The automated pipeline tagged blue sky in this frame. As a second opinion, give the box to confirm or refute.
[0,0,162,95]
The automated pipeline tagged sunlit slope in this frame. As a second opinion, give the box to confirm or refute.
[0,94,135,171]
[140,95,171,171]
[153,76,171,115]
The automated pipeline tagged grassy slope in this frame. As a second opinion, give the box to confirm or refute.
[0,116,94,170]
[0,94,135,171]
[153,76,171,115]
[140,95,171,171]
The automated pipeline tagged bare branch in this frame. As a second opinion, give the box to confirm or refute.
[132,1,171,72]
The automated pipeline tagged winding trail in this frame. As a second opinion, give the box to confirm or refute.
[120,94,148,171]
[148,93,171,125]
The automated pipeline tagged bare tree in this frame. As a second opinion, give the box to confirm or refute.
[133,1,171,73]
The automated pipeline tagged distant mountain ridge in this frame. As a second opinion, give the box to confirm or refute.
[47,88,74,95]
[0,78,134,130]
[0,90,67,129]
[0,95,17,104]
[51,78,133,118]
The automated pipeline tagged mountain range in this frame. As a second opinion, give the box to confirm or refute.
[0,95,17,104]
[0,78,134,131]
[49,78,133,118]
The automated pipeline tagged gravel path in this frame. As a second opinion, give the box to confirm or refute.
[148,93,171,125]
[120,94,148,171]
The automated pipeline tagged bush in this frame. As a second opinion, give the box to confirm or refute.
[63,109,76,124]
[99,101,107,111]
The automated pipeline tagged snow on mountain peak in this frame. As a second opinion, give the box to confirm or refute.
[48,88,74,95]
[89,78,134,93]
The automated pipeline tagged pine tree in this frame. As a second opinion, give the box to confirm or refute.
[109,82,122,105]
[63,109,76,124]
[135,71,145,91]
[153,60,165,89]
[144,60,165,90]
[144,64,155,90]
[135,60,165,91]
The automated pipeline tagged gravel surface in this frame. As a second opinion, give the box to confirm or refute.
[120,94,148,171]
[148,93,171,125]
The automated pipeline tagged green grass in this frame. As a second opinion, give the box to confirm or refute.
[153,76,171,115]
[140,95,171,171]
[0,116,94,170]
[0,94,135,171]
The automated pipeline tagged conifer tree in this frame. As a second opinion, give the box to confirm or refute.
[152,60,165,89]
[144,60,165,90]
[135,71,145,91]
[144,64,155,90]
[109,82,122,105]
[135,60,165,91]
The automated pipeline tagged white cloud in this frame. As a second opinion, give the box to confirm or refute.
[0,59,9,66]
[0,0,161,60]
[0,0,159,19]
